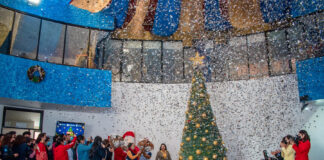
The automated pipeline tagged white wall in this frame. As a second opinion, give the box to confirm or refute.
[40,74,302,160]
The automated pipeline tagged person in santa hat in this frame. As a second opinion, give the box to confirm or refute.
[123,131,140,160]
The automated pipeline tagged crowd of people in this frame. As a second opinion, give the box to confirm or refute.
[266,130,311,160]
[0,131,172,160]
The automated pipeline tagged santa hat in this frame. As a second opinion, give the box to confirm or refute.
[123,131,135,139]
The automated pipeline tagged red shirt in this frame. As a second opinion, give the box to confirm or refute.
[36,142,48,160]
[54,137,76,160]
[292,140,311,160]
[114,147,127,160]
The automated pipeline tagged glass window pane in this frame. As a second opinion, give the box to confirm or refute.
[194,40,214,82]
[247,33,269,79]
[267,29,291,76]
[88,30,109,69]
[103,39,122,82]
[38,20,65,64]
[122,41,142,82]
[213,43,229,82]
[228,36,249,80]
[64,26,89,67]
[4,109,41,130]
[162,41,184,83]
[184,47,196,82]
[0,7,14,54]
[143,41,162,83]
[11,13,40,59]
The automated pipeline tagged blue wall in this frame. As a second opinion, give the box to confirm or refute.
[0,54,111,107]
[0,0,115,30]
[296,57,324,101]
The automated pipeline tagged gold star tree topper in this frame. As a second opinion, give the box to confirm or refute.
[190,52,205,67]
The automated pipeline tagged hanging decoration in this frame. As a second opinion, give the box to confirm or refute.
[27,65,45,83]
[122,0,138,28]
[260,0,289,23]
[205,0,231,31]
[151,0,182,36]
[103,0,131,28]
[142,0,158,31]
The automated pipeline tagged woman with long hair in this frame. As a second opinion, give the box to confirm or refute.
[0,133,18,159]
[13,135,29,160]
[291,130,311,160]
[281,135,295,160]
[76,135,93,160]
[36,133,48,160]
[126,143,141,160]
[54,134,76,160]
[155,144,171,160]
[89,136,105,160]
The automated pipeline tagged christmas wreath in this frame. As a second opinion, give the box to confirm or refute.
[27,65,45,83]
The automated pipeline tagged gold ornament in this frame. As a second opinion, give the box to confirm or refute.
[211,122,216,126]
[192,77,196,82]
[205,129,209,133]
[202,113,207,118]
[186,137,191,142]
[196,149,201,155]
[200,93,204,97]
[223,157,227,160]
[222,141,225,145]
[203,157,208,160]
[195,123,200,128]
[190,52,205,67]
[213,141,218,145]
[202,137,206,142]
[199,84,203,88]
[185,111,189,114]
[213,154,217,159]
[179,156,183,160]
[193,135,197,139]
[180,142,184,147]
[192,101,197,106]
[189,115,193,119]
[184,126,188,130]
[188,156,193,160]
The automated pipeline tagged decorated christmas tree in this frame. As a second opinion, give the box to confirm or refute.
[179,53,227,160]
[67,127,74,136]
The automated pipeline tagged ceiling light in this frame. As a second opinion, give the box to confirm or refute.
[28,0,41,5]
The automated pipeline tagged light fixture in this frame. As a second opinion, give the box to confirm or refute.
[28,0,41,5]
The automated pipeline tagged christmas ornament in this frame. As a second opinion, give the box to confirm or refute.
[180,142,184,147]
[205,129,209,133]
[196,149,201,155]
[211,122,216,126]
[179,156,183,160]
[200,93,204,97]
[202,113,207,118]
[189,115,193,119]
[192,101,197,106]
[193,135,197,139]
[195,123,200,128]
[223,157,227,160]
[199,84,203,88]
[213,154,217,159]
[186,137,191,142]
[203,157,208,160]
[213,141,218,145]
[202,137,206,142]
[184,126,188,130]
[188,156,193,160]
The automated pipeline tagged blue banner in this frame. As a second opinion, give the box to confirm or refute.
[0,54,112,107]
[260,0,289,23]
[204,0,232,31]
[152,0,182,36]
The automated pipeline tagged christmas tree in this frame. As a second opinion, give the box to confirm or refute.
[179,53,227,160]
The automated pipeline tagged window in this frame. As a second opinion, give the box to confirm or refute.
[2,107,43,138]
[10,13,40,59]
